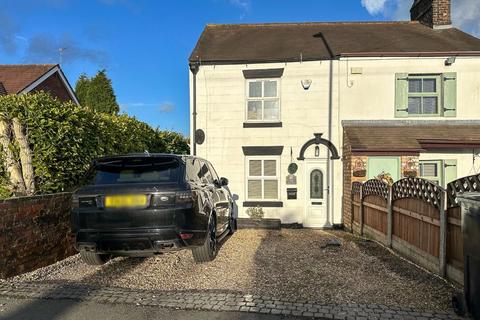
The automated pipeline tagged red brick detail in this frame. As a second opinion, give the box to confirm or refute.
[342,130,353,231]
[0,193,75,279]
[31,72,74,102]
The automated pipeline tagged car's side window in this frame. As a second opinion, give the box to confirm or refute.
[207,162,220,182]
[200,161,215,184]
[186,158,201,183]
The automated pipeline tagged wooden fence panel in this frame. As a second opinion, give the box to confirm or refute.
[446,206,463,268]
[363,195,388,235]
[392,198,440,258]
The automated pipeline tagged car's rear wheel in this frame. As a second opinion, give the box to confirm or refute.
[192,215,217,263]
[80,251,110,266]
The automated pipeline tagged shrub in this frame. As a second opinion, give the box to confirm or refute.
[0,92,189,197]
[245,206,265,220]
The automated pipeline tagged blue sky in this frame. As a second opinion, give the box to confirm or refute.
[1,0,478,136]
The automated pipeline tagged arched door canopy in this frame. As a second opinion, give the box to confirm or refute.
[297,133,340,160]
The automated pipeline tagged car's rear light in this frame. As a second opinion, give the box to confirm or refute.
[175,191,193,204]
[79,197,97,208]
[72,196,79,209]
[179,233,194,240]
[151,193,175,207]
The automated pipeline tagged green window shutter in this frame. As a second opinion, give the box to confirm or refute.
[444,159,457,186]
[395,73,409,118]
[443,72,457,117]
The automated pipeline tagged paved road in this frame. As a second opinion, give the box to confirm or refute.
[0,297,305,320]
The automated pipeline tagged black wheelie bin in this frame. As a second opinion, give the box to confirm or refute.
[453,193,480,319]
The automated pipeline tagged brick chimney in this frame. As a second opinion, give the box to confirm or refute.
[411,0,452,29]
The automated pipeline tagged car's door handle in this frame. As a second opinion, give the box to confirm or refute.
[312,202,323,205]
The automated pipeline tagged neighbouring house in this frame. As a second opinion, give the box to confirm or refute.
[0,64,79,104]
[188,0,480,228]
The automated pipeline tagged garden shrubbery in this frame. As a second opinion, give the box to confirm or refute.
[0,92,189,198]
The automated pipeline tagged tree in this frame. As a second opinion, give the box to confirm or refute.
[75,73,90,107]
[74,70,120,114]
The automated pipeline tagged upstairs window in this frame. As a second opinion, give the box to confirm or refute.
[407,76,441,115]
[246,79,280,121]
[395,73,457,118]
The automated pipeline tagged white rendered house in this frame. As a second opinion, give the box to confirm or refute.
[189,0,480,227]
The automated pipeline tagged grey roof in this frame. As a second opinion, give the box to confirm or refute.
[190,21,480,64]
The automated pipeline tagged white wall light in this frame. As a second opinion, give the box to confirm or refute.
[301,79,312,90]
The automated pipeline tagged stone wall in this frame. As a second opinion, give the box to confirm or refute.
[0,193,75,279]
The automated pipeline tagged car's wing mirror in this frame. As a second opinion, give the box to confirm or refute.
[220,177,229,186]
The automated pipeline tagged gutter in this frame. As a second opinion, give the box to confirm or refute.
[340,51,480,58]
[189,62,200,156]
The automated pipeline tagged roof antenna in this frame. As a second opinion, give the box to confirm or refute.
[59,47,67,65]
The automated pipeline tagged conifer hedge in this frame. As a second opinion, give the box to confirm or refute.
[0,92,189,198]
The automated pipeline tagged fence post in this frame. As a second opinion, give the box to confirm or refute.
[387,185,393,247]
[350,191,354,233]
[439,191,447,278]
[359,185,364,236]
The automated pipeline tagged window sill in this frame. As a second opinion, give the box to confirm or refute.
[243,201,283,207]
[243,122,282,128]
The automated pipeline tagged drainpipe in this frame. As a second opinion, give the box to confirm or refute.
[318,32,336,227]
[189,62,200,156]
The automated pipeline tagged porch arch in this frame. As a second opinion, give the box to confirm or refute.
[297,133,340,160]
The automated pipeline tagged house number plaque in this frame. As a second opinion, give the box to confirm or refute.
[286,174,297,185]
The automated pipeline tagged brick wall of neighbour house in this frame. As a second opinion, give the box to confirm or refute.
[31,72,73,102]
[0,193,75,279]
[411,0,451,27]
[342,130,353,231]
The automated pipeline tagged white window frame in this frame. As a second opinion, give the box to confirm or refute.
[245,156,281,201]
[407,74,442,117]
[419,160,444,186]
[245,78,281,122]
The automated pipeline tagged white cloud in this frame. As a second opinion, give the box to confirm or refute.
[361,0,480,36]
[159,102,175,113]
[361,0,388,15]
[452,0,480,36]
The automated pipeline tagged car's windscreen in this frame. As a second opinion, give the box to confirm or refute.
[91,158,181,185]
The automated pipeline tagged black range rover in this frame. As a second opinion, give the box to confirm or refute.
[71,154,236,265]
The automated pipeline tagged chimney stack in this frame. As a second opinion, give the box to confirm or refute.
[411,0,452,29]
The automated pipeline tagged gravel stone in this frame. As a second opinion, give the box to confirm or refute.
[1,229,458,313]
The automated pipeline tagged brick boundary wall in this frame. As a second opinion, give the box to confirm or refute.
[0,193,76,279]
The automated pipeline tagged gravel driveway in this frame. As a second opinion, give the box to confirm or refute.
[4,229,456,311]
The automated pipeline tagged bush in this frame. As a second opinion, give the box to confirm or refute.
[0,92,189,196]
[245,206,265,220]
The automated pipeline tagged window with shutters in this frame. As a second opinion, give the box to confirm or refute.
[246,157,280,200]
[246,79,280,121]
[395,73,457,118]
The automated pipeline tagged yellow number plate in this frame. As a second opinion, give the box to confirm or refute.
[104,195,148,208]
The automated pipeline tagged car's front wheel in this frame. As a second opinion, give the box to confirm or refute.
[192,215,217,263]
[80,251,110,266]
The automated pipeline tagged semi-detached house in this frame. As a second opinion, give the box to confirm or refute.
[188,0,480,228]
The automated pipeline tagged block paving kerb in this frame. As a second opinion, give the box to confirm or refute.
[0,282,463,320]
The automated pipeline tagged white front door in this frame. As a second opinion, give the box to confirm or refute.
[304,160,329,228]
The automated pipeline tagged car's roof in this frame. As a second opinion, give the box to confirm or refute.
[93,153,208,164]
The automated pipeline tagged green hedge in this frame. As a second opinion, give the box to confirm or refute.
[0,92,189,197]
